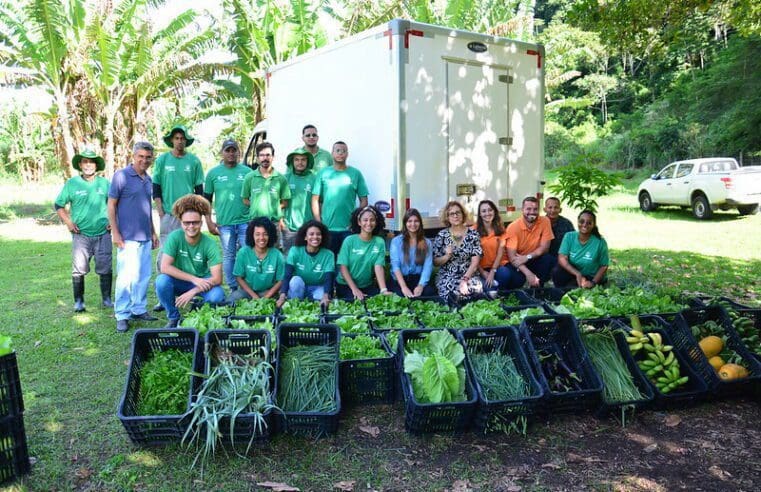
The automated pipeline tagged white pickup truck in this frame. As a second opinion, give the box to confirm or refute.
[637,157,761,219]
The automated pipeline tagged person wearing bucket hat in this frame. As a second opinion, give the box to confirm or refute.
[282,148,315,254]
[152,124,207,311]
[294,124,333,173]
[203,138,253,292]
[55,147,112,312]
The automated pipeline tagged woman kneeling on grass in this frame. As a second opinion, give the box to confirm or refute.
[389,208,435,298]
[552,209,609,289]
[155,194,225,328]
[227,217,285,303]
[335,205,392,301]
[277,220,335,307]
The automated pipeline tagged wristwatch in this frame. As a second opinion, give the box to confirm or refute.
[527,254,533,260]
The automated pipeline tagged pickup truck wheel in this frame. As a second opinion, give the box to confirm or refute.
[738,204,759,216]
[639,191,656,212]
[692,195,713,220]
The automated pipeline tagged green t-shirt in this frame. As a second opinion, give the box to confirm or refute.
[286,246,335,286]
[336,234,385,288]
[284,170,315,231]
[312,166,369,231]
[153,152,204,213]
[55,176,110,237]
[163,229,222,278]
[241,168,291,220]
[558,232,610,277]
[204,163,252,225]
[294,146,333,173]
[233,247,285,292]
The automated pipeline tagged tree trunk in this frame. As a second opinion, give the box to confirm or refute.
[54,90,76,179]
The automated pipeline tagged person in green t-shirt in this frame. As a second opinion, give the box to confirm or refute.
[155,195,224,328]
[277,220,335,307]
[204,139,253,291]
[282,149,315,254]
[553,210,610,288]
[152,125,210,310]
[55,147,112,312]
[228,217,285,302]
[241,143,291,242]
[336,206,391,301]
[295,124,333,172]
[311,141,369,255]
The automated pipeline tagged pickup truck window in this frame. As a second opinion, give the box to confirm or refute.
[675,164,693,178]
[656,164,677,179]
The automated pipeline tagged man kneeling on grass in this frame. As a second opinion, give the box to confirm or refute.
[155,194,225,328]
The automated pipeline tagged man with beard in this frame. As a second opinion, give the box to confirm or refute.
[294,124,333,172]
[503,197,555,288]
[241,142,291,244]
[55,148,112,312]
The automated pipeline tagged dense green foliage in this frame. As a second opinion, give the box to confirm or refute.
[136,349,194,416]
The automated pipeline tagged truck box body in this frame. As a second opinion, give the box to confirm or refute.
[250,19,545,230]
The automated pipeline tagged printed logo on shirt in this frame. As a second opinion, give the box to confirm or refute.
[184,165,191,172]
[371,246,380,254]
[74,190,89,197]
[237,174,246,181]
[166,166,176,172]
[217,175,229,183]
[193,252,203,262]
[314,264,323,272]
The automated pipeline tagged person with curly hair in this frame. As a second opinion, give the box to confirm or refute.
[154,194,224,328]
[277,220,335,307]
[432,201,483,298]
[227,216,285,303]
[335,206,391,300]
[389,208,435,298]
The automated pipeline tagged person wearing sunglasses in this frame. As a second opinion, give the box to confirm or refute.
[154,194,225,328]
[294,124,333,173]
[227,216,285,303]
[433,201,483,299]
[552,210,609,288]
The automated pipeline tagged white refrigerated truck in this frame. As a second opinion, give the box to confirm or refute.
[244,19,545,231]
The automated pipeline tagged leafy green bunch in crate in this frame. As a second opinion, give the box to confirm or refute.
[418,311,467,329]
[505,307,546,326]
[404,330,467,403]
[340,334,387,360]
[409,299,449,316]
[327,298,366,316]
[137,349,194,416]
[280,298,321,317]
[365,294,410,313]
[500,293,523,307]
[182,304,230,335]
[234,298,277,316]
[333,316,370,334]
[459,299,505,327]
[554,285,687,318]
[371,313,418,330]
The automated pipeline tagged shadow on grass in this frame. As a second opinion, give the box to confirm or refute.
[609,203,747,222]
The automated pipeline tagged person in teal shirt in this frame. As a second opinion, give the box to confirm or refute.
[204,139,253,291]
[282,149,315,253]
[55,147,112,312]
[553,209,609,288]
[311,141,369,255]
[241,143,291,234]
[277,220,335,306]
[228,217,285,302]
[294,124,333,172]
[336,206,391,301]
[155,195,224,328]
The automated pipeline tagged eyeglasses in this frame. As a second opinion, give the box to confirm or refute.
[304,133,318,137]
[578,219,594,225]
[333,149,347,154]
[447,210,463,217]
[182,220,201,227]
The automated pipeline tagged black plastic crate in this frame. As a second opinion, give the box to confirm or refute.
[696,296,754,311]
[731,309,761,364]
[117,329,201,446]
[673,307,761,399]
[493,289,538,308]
[193,330,277,446]
[460,326,544,434]
[577,319,654,417]
[618,315,709,409]
[398,329,477,434]
[524,287,568,304]
[0,414,31,485]
[339,333,396,405]
[502,304,554,326]
[322,314,373,334]
[520,315,603,415]
[274,324,341,436]
[0,353,23,418]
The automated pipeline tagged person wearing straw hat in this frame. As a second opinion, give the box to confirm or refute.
[152,124,207,311]
[55,147,112,312]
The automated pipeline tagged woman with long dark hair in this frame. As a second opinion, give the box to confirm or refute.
[552,210,609,288]
[474,200,509,290]
[335,205,391,300]
[389,208,435,297]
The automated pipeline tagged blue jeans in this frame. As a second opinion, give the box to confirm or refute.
[155,273,226,320]
[114,240,153,321]
[219,223,248,290]
[503,255,555,289]
[482,266,511,290]
[288,276,326,301]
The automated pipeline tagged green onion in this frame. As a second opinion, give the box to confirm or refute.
[583,330,644,404]
[277,345,337,412]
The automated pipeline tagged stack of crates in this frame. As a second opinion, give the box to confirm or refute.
[0,351,30,485]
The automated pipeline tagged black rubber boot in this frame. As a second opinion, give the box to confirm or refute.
[73,276,86,312]
[100,273,113,308]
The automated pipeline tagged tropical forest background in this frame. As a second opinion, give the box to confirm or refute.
[1,0,760,182]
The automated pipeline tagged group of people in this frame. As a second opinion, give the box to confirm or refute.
[55,123,609,332]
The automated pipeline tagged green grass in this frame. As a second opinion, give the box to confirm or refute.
[1,180,760,490]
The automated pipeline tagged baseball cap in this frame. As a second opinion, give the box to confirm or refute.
[221,139,239,151]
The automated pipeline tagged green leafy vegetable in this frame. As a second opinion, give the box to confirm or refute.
[333,316,370,334]
[182,304,229,335]
[409,300,449,316]
[137,349,193,416]
[340,335,387,360]
[505,307,546,325]
[555,286,687,318]
[327,299,366,316]
[403,330,467,403]
[418,312,468,329]
[280,299,321,317]
[366,294,411,313]
[372,314,418,330]
[234,298,277,316]
[277,345,337,412]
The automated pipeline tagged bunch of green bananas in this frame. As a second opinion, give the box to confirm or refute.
[731,315,760,355]
[627,330,689,394]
